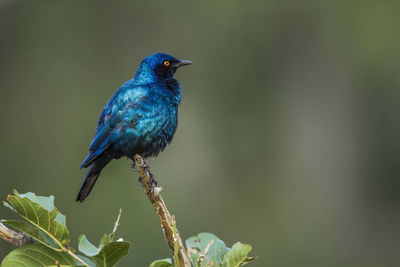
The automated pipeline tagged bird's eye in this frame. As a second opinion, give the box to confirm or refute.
[163,60,170,67]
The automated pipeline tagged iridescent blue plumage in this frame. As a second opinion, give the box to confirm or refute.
[76,53,191,202]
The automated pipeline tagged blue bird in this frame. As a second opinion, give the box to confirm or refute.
[76,52,192,202]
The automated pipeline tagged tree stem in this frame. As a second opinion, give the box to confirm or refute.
[0,222,34,247]
[0,223,89,267]
[134,154,191,267]
[66,248,89,267]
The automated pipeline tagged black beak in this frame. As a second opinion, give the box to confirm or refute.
[174,59,192,68]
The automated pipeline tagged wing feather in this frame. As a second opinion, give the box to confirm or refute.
[80,82,147,168]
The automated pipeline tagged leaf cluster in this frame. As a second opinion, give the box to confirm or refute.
[1,191,130,267]
[1,191,256,267]
[151,233,255,267]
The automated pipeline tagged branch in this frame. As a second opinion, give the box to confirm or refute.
[0,222,34,247]
[66,248,89,267]
[134,154,191,267]
[0,223,89,266]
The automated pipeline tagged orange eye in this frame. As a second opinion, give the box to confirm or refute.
[163,60,170,67]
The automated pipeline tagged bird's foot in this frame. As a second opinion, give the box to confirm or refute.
[131,156,149,171]
[149,172,158,187]
[132,155,156,193]
[141,157,149,169]
[147,172,158,193]
[138,172,158,193]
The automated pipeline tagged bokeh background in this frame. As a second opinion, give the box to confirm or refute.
[1,0,399,266]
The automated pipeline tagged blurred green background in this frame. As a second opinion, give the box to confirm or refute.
[1,0,399,266]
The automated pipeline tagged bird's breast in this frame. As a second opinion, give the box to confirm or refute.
[114,101,178,158]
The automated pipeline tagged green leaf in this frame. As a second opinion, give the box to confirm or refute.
[149,258,172,267]
[78,235,130,267]
[18,192,55,212]
[56,213,67,226]
[77,209,129,267]
[78,234,100,257]
[99,233,114,249]
[91,241,131,267]
[222,242,255,267]
[186,233,229,267]
[99,208,121,249]
[2,220,58,249]
[17,192,67,226]
[4,191,69,248]
[77,255,96,267]
[1,243,76,267]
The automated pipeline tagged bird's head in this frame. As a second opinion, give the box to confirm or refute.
[134,52,192,83]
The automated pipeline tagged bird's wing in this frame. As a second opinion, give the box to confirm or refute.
[80,84,148,168]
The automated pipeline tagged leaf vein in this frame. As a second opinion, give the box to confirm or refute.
[2,259,30,267]
[13,197,28,218]
[25,199,40,226]
[10,252,47,266]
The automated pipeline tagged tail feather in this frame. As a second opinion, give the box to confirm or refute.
[79,153,97,170]
[76,165,102,202]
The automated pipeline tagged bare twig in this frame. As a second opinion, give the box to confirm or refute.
[0,222,34,247]
[112,208,122,235]
[134,154,191,267]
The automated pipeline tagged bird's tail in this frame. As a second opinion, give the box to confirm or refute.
[76,164,103,202]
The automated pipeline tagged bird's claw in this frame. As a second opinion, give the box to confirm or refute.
[142,158,149,169]
[137,172,158,193]
[147,172,158,193]
[132,156,157,193]
[149,172,158,187]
